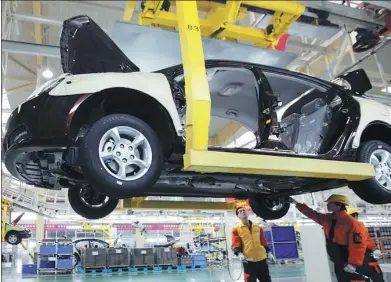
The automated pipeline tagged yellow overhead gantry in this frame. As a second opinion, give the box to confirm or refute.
[124,1,375,182]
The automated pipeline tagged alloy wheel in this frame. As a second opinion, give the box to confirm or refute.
[370,149,391,191]
[98,126,152,181]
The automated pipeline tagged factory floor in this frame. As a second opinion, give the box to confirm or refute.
[3,264,306,282]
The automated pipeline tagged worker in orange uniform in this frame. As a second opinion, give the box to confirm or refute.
[347,208,383,261]
[289,194,384,282]
[231,207,274,282]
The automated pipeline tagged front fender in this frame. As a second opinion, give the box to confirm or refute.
[49,72,183,135]
[353,96,391,147]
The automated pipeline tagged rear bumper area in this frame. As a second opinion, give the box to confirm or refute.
[20,230,32,239]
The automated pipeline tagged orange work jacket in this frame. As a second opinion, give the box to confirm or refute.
[297,203,367,266]
[231,220,269,262]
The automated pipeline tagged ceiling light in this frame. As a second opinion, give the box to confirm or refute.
[42,68,53,79]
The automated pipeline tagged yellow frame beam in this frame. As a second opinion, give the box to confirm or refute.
[175,1,375,181]
[136,1,376,181]
[140,1,305,48]
[123,198,239,210]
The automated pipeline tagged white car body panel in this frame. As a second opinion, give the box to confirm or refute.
[49,72,183,135]
[352,96,391,148]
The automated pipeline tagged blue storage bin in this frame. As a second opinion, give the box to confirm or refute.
[39,261,55,269]
[57,259,73,269]
[40,245,56,255]
[192,255,207,266]
[57,245,73,255]
[22,264,37,275]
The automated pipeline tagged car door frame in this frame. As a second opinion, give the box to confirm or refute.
[158,60,280,148]
[256,66,361,160]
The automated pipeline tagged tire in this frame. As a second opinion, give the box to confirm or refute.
[68,187,119,219]
[80,114,163,199]
[249,197,290,220]
[5,231,22,245]
[349,140,391,204]
[73,253,80,267]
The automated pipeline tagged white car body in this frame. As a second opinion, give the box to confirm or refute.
[49,72,184,136]
[352,96,391,148]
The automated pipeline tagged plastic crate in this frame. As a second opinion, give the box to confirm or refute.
[57,259,73,269]
[192,255,207,266]
[39,245,56,255]
[39,261,55,269]
[22,264,37,275]
[57,245,73,255]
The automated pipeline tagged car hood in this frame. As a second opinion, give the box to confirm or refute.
[60,15,140,75]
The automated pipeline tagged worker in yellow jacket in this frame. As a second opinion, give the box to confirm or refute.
[231,206,275,282]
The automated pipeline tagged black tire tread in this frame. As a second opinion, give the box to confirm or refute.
[349,140,391,204]
[80,114,163,199]
[5,231,22,245]
[249,198,290,220]
[68,188,119,219]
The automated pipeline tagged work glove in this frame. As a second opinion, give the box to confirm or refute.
[267,252,276,262]
[344,263,357,274]
[372,250,382,260]
[288,197,298,205]
[238,253,248,263]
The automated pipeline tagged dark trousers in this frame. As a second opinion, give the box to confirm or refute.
[243,259,272,282]
[334,261,384,282]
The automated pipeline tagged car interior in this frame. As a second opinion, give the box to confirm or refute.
[174,67,351,157]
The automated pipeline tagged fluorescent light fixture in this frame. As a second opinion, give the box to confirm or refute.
[42,68,53,79]
[381,86,391,93]
[66,225,81,229]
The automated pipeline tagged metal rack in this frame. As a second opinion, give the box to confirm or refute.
[367,226,391,263]
[38,239,74,275]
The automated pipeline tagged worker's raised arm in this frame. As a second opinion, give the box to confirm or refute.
[296,203,328,225]
[231,227,242,255]
[347,220,367,267]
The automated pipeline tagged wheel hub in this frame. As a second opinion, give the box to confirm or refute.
[80,187,108,208]
[8,235,18,243]
[99,126,152,181]
[370,149,391,191]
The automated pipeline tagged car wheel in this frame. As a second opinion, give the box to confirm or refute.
[349,140,391,204]
[80,114,163,199]
[5,231,22,245]
[249,197,290,220]
[73,253,80,267]
[68,186,119,219]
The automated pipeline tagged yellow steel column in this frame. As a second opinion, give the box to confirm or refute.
[123,0,136,22]
[2,200,9,241]
[176,1,211,169]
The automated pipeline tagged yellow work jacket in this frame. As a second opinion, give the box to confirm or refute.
[231,221,268,262]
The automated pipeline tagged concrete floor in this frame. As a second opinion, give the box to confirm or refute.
[2,264,306,282]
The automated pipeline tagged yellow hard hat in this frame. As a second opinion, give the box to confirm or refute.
[325,194,350,206]
[347,208,360,215]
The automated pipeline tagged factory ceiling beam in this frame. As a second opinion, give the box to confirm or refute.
[298,1,386,30]
[12,12,62,27]
[2,40,60,58]
[12,13,111,33]
[8,55,37,76]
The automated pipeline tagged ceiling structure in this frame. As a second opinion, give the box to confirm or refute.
[1,0,391,216]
